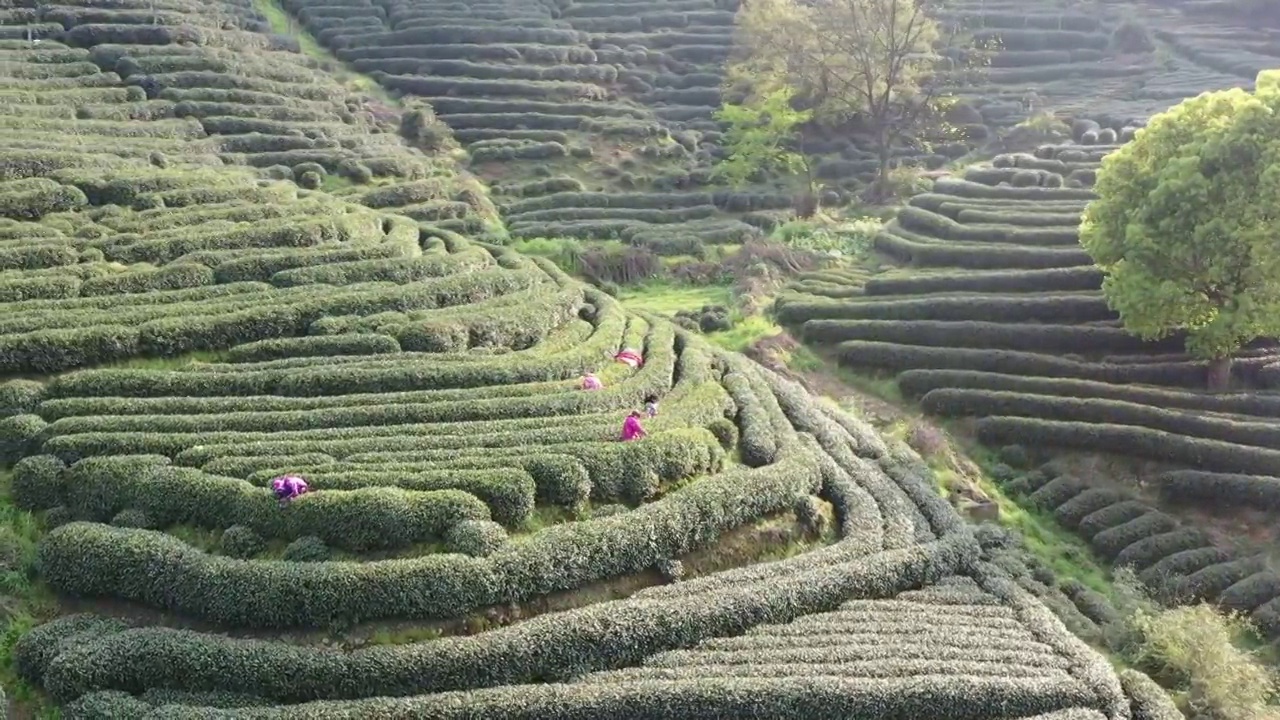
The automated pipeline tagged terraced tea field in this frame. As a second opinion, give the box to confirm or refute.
[780,92,1280,639]
[259,0,1269,259]
[0,0,1261,714]
[939,0,1266,129]
[278,0,806,250]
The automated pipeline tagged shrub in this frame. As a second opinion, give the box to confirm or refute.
[1139,547,1233,595]
[35,452,821,627]
[0,379,46,417]
[1059,579,1120,626]
[1077,501,1152,539]
[298,170,322,189]
[444,519,507,557]
[785,293,1112,325]
[109,508,153,528]
[997,444,1032,469]
[792,494,827,535]
[810,319,1166,354]
[226,334,402,363]
[282,535,331,562]
[1111,19,1155,53]
[1026,474,1088,510]
[1174,557,1266,603]
[12,455,67,511]
[1118,668,1184,720]
[1052,488,1126,529]
[56,461,490,552]
[656,558,683,583]
[1112,528,1210,572]
[1091,512,1179,560]
[897,369,1280,416]
[220,525,266,559]
[706,418,738,450]
[79,263,214,296]
[0,414,48,463]
[987,462,1017,483]
[925,389,1280,451]
[1154,470,1280,511]
[1130,603,1277,717]
[1217,571,1280,613]
[44,506,75,529]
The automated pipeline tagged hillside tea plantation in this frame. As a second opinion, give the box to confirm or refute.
[777,56,1280,653]
[0,0,1271,714]
[279,0,808,251]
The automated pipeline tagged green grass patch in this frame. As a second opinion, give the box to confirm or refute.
[617,282,732,315]
[0,471,61,718]
[801,359,1112,594]
[705,315,781,352]
[251,0,325,59]
[615,281,784,351]
[515,506,580,536]
[366,624,444,646]
[837,370,903,404]
[972,455,1114,594]
[104,350,230,371]
[781,344,826,373]
[808,352,903,403]
[251,0,397,103]
[321,174,358,194]
[507,237,583,273]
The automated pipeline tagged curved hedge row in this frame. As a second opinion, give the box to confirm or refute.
[862,267,1103,296]
[35,448,822,627]
[805,320,1177,354]
[1153,469,1280,511]
[977,417,1280,476]
[778,293,1112,324]
[0,8,1194,717]
[922,388,1280,451]
[17,530,1150,718]
[1002,459,1280,639]
[896,369,1280,417]
[837,341,1231,388]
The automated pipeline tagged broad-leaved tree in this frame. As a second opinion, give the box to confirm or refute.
[729,0,976,199]
[713,87,817,215]
[1080,70,1280,389]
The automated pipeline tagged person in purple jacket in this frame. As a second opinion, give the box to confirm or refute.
[271,475,309,506]
[620,410,646,441]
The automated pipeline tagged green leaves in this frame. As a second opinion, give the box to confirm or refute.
[1081,82,1280,364]
[712,88,812,189]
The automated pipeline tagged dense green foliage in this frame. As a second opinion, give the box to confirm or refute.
[0,0,1239,715]
[772,17,1280,694]
[1081,71,1280,371]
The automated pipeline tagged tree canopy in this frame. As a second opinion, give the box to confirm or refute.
[713,87,816,213]
[728,0,969,197]
[1079,70,1280,387]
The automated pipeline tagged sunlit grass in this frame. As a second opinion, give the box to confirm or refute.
[706,315,781,352]
[616,282,733,315]
[251,0,398,103]
[104,350,229,371]
[0,472,61,717]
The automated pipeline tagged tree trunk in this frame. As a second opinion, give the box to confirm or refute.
[873,137,892,202]
[792,189,817,218]
[792,139,817,218]
[1207,355,1233,390]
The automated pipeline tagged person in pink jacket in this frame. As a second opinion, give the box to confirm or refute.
[581,372,602,390]
[620,410,646,441]
[613,349,643,368]
[271,475,309,505]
